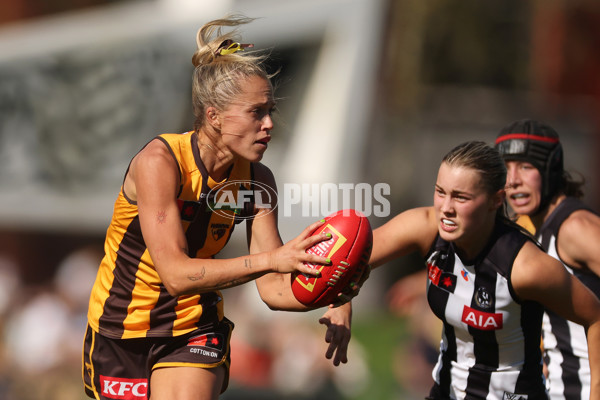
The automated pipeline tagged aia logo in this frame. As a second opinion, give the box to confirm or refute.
[100,376,147,400]
[461,305,503,330]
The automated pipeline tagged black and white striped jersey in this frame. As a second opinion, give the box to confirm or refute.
[426,221,548,400]
[536,197,600,400]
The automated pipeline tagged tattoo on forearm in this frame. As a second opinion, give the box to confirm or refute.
[157,210,167,224]
[188,267,206,281]
[244,258,252,269]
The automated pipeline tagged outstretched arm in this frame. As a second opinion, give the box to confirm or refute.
[247,162,322,310]
[370,206,438,269]
[130,139,324,297]
[247,163,354,365]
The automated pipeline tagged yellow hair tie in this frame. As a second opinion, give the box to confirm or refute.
[215,39,254,56]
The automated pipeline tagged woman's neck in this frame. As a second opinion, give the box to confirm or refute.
[530,194,566,231]
[196,129,235,182]
[454,217,496,265]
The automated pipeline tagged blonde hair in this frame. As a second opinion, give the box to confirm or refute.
[191,15,273,132]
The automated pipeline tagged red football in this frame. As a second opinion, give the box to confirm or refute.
[291,209,373,307]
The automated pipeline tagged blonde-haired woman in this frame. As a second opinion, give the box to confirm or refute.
[82,16,356,400]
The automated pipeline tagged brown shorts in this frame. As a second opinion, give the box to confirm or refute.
[82,319,234,400]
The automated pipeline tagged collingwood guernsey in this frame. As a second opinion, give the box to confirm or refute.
[426,221,548,400]
[536,198,600,400]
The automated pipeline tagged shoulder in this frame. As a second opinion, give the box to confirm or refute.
[513,240,548,268]
[126,138,179,198]
[132,138,177,171]
[511,240,566,300]
[560,208,600,238]
[556,207,600,268]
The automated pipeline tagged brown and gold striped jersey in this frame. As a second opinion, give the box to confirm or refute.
[88,131,252,339]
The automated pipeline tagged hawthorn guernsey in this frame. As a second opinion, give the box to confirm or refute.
[291,209,372,307]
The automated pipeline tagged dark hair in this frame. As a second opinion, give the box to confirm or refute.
[495,119,576,211]
[559,170,585,199]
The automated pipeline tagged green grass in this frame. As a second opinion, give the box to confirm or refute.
[349,312,413,400]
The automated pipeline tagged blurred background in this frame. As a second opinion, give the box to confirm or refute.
[1,0,600,399]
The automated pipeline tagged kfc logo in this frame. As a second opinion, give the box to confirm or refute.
[100,376,148,400]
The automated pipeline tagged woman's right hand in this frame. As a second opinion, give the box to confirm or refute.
[269,219,332,276]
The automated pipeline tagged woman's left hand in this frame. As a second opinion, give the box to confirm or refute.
[318,302,352,366]
[331,264,371,307]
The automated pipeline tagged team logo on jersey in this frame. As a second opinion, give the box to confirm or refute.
[461,305,503,330]
[503,392,528,400]
[211,223,229,241]
[474,286,492,309]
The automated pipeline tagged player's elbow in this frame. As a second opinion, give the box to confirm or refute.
[257,290,282,310]
[159,270,196,297]
[259,288,306,312]
[155,257,199,297]
[162,280,187,297]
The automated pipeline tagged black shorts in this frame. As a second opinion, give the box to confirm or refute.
[82,319,234,400]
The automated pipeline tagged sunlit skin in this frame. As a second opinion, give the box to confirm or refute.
[218,76,274,162]
[434,163,504,262]
[197,75,275,183]
[504,160,543,218]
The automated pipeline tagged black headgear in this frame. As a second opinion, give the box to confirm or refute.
[495,119,563,214]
